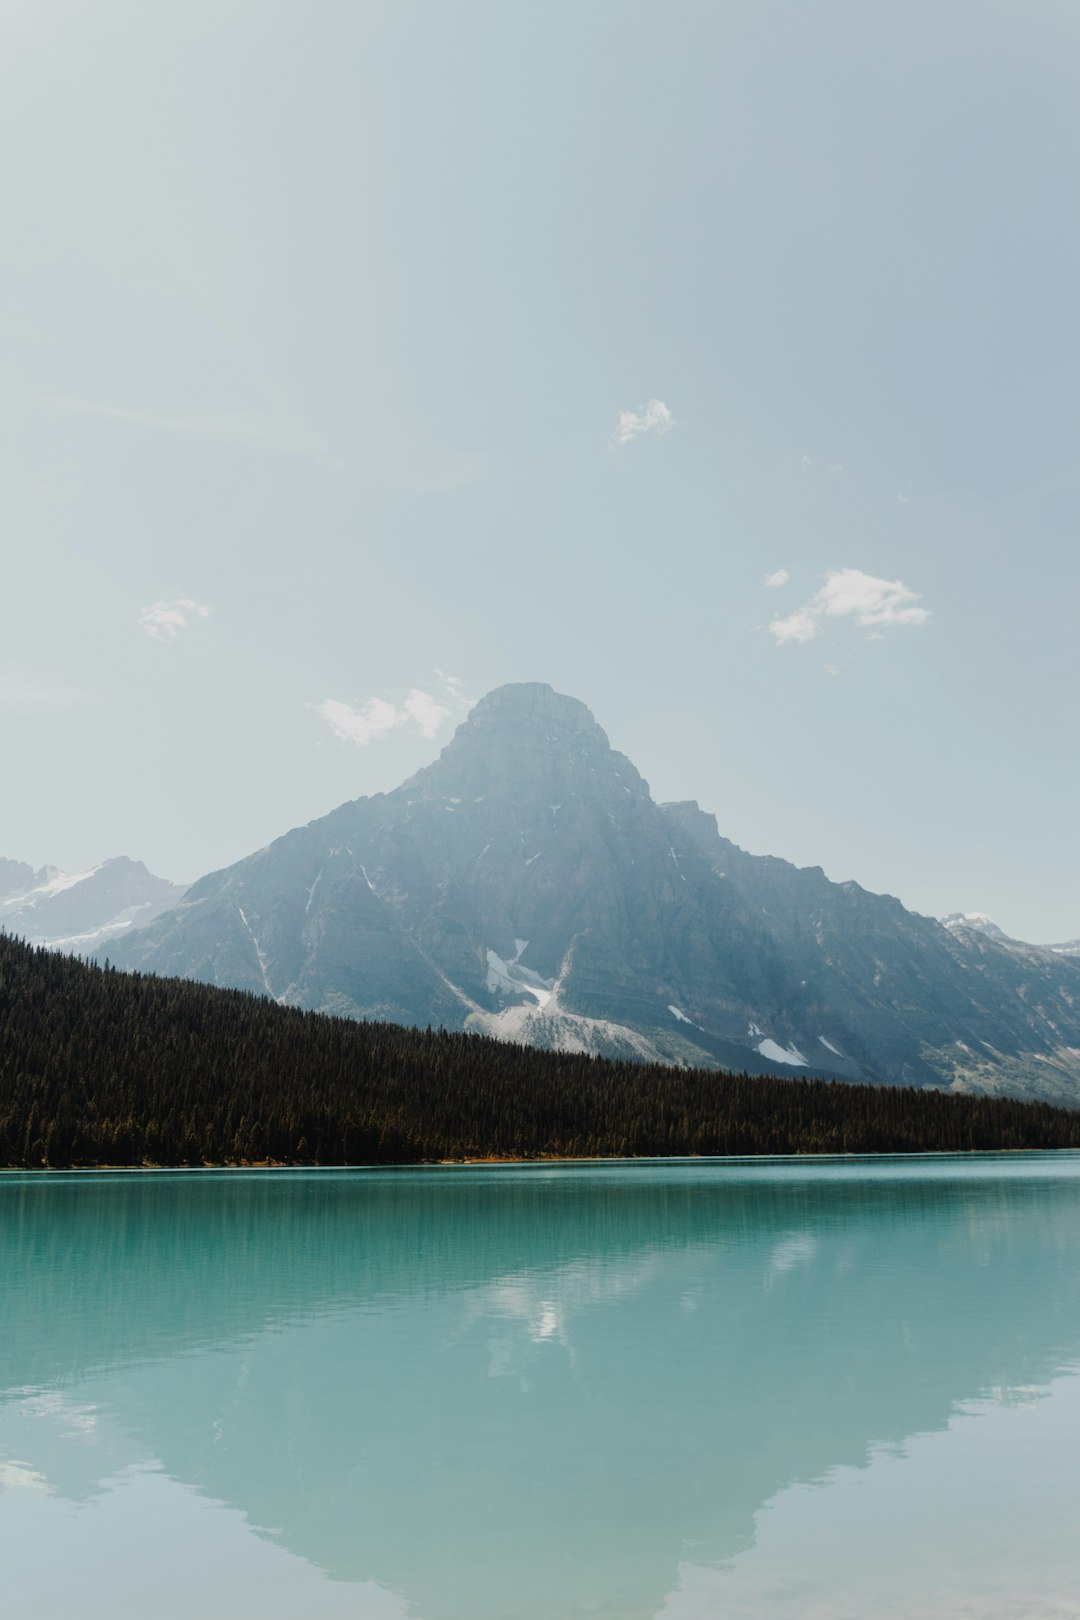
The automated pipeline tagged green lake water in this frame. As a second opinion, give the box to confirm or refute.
[3,1157,1080,1619]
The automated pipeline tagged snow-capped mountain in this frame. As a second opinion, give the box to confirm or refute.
[0,857,186,952]
[105,683,1080,1102]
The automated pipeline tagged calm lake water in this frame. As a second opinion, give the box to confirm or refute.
[3,1157,1080,1619]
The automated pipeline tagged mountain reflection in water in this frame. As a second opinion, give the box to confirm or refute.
[3,1158,1080,1620]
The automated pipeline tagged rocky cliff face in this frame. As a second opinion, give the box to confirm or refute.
[107,683,1080,1099]
[0,857,186,952]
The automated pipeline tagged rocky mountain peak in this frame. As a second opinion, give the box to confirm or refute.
[408,682,650,806]
[467,681,601,733]
[94,855,151,878]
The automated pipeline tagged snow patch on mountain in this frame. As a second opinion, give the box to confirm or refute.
[468,1000,667,1063]
[34,867,99,898]
[470,940,671,1061]
[485,944,555,1007]
[0,865,97,912]
[47,903,165,950]
[756,1038,807,1067]
[238,907,273,996]
[668,1005,697,1026]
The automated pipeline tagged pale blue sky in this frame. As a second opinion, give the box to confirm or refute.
[3,0,1078,940]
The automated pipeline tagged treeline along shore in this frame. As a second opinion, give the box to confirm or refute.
[2,935,1080,1167]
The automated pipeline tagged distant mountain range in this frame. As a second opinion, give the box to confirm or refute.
[102,682,1080,1102]
[0,856,185,952]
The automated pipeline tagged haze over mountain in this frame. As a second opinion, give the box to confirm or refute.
[0,856,184,953]
[108,684,1080,1102]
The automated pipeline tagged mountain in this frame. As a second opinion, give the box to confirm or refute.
[941,911,1012,941]
[0,856,186,952]
[943,910,1080,958]
[106,682,1080,1101]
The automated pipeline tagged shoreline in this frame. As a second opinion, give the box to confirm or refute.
[4,1146,1080,1174]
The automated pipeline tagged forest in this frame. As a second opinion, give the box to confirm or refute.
[2,933,1080,1167]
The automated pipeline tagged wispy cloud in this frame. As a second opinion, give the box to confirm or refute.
[612,399,674,447]
[0,673,96,711]
[764,568,790,589]
[315,673,470,748]
[137,599,212,642]
[20,391,334,465]
[434,669,468,702]
[769,568,930,646]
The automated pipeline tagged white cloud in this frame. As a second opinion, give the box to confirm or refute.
[764,568,790,589]
[315,696,403,746]
[138,599,211,642]
[403,687,450,739]
[612,399,674,447]
[769,567,930,646]
[770,605,821,645]
[315,672,469,749]
[818,569,930,629]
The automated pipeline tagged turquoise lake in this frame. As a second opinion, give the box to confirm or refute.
[3,1157,1080,1619]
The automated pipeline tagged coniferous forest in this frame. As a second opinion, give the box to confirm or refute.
[2,933,1080,1167]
